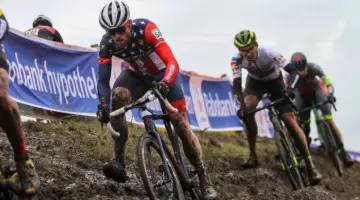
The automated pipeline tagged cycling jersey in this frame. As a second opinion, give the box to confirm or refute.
[98,18,179,104]
[287,63,334,94]
[25,25,63,43]
[231,45,290,81]
[0,8,9,42]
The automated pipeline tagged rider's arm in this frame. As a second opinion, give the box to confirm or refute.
[97,35,113,104]
[231,54,243,101]
[312,64,334,94]
[145,22,179,84]
[0,8,9,42]
[267,47,299,89]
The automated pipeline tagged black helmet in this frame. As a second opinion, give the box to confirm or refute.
[291,52,307,71]
[33,15,53,28]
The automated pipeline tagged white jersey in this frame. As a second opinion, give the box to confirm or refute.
[0,8,9,42]
[231,45,289,81]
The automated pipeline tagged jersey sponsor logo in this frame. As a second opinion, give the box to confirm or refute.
[25,28,40,37]
[151,29,162,39]
[275,54,285,64]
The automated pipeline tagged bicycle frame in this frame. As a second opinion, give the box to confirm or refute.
[106,87,193,189]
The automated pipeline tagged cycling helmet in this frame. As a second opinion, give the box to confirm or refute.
[33,15,53,28]
[234,30,257,48]
[291,52,307,71]
[99,1,130,30]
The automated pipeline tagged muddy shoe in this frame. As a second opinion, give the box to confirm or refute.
[241,157,259,169]
[308,168,322,186]
[102,161,127,183]
[342,152,355,168]
[197,167,217,200]
[16,159,40,196]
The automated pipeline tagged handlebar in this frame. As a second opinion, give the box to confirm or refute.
[107,82,178,137]
[297,99,337,114]
[246,91,297,116]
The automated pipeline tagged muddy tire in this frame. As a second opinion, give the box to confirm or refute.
[318,121,344,176]
[274,124,304,190]
[136,134,185,200]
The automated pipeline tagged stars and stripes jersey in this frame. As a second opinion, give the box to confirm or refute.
[98,18,179,84]
[231,45,290,81]
[0,8,9,42]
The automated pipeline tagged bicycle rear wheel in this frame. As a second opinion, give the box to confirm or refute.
[275,126,305,190]
[136,134,185,200]
[317,121,344,176]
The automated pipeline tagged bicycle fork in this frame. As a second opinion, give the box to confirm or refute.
[141,110,172,184]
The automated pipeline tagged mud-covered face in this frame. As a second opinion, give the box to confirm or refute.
[109,21,132,48]
[238,43,258,61]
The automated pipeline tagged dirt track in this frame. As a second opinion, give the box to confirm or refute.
[0,121,359,200]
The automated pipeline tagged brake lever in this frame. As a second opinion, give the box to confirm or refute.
[331,102,337,111]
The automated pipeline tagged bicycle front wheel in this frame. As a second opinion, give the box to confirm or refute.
[318,120,344,176]
[275,125,305,190]
[136,134,185,200]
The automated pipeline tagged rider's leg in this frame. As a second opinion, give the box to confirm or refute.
[316,87,354,166]
[294,91,312,147]
[243,94,260,166]
[0,51,40,195]
[166,76,217,199]
[242,76,261,168]
[103,69,147,183]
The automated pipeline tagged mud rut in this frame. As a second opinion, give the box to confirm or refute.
[0,122,359,200]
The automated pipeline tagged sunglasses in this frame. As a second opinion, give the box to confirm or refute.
[108,22,130,35]
[108,26,127,35]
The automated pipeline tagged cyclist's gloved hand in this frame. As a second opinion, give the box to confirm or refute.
[97,103,110,123]
[157,81,170,98]
[328,93,336,103]
[237,107,246,120]
[286,87,296,100]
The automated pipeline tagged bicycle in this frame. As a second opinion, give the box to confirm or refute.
[296,99,345,176]
[244,92,308,190]
[106,83,201,200]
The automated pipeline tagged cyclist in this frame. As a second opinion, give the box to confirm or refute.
[231,30,322,185]
[95,1,217,199]
[0,8,40,195]
[25,15,63,43]
[288,52,354,167]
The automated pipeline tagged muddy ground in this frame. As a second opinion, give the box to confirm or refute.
[0,120,359,200]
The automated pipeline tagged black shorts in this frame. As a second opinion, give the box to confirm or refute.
[295,85,332,123]
[112,69,186,112]
[245,73,292,113]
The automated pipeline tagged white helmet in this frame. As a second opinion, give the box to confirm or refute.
[99,1,130,30]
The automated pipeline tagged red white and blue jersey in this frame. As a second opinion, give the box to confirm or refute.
[98,18,179,84]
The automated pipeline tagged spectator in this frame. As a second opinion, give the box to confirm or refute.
[25,15,63,43]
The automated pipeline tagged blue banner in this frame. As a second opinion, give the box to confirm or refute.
[3,29,99,116]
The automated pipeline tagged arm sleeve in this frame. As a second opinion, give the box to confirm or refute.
[97,36,113,104]
[144,22,179,84]
[268,47,290,68]
[0,8,9,42]
[231,54,243,100]
[283,63,300,89]
[312,64,334,94]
